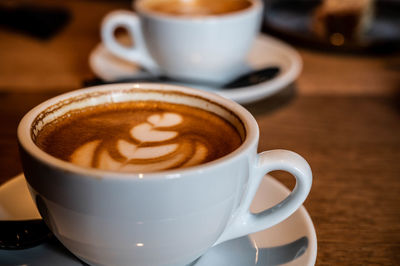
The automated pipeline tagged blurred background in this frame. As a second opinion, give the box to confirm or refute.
[0,0,399,93]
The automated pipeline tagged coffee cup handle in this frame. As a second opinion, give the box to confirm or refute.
[214,149,312,246]
[101,11,160,74]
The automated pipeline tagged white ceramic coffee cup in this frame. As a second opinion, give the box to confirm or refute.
[18,83,312,266]
[101,0,263,83]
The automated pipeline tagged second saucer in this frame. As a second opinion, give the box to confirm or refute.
[89,34,302,104]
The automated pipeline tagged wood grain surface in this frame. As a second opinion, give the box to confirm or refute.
[0,1,399,265]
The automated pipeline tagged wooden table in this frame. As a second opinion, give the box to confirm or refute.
[1,1,399,265]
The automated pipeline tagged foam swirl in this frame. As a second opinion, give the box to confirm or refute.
[70,112,208,172]
[36,100,243,174]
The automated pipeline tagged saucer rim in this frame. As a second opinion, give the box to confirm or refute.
[0,174,317,266]
[88,33,302,104]
[262,176,317,266]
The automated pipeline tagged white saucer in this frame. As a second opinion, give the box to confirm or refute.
[0,174,316,266]
[89,34,302,104]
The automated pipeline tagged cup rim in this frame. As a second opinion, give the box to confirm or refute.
[17,83,259,181]
[134,0,262,23]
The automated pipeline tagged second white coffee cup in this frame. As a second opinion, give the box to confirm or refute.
[101,0,263,83]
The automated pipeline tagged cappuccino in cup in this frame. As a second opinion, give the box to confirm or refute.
[35,100,242,173]
[18,83,312,266]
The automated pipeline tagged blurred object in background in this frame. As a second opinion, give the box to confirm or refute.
[312,0,374,44]
[0,1,71,40]
[263,0,400,53]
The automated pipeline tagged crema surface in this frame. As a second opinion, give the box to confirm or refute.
[141,0,252,16]
[35,101,242,173]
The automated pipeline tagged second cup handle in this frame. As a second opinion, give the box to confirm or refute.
[101,10,160,74]
[214,149,312,246]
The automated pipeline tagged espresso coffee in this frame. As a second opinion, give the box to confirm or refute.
[35,101,242,173]
[140,0,252,16]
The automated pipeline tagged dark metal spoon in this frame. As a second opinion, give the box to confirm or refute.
[222,66,280,88]
[83,66,280,88]
[0,219,53,250]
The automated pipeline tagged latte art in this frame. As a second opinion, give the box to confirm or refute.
[35,101,242,173]
[70,112,207,172]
